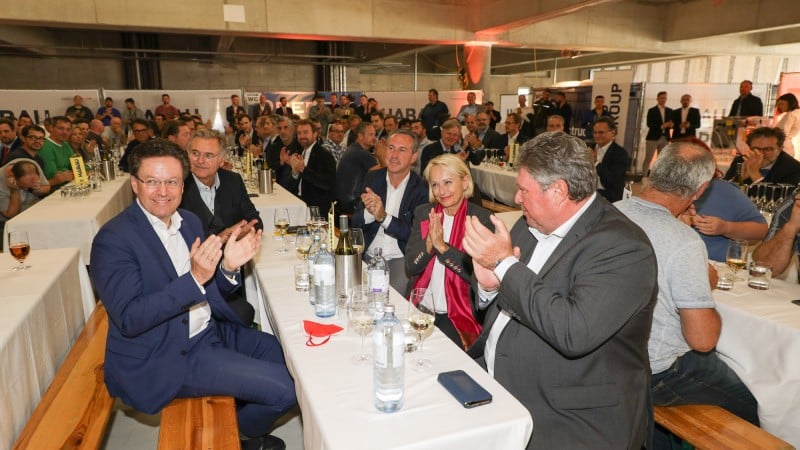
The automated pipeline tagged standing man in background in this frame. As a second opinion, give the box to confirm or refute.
[643,91,673,174]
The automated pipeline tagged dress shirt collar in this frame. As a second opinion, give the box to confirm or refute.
[529,193,596,242]
[136,199,183,235]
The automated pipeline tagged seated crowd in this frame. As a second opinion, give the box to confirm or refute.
[4,84,798,450]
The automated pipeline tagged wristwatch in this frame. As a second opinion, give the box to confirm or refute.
[493,258,505,269]
[376,214,387,224]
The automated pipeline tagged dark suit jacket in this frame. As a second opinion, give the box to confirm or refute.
[670,107,701,140]
[495,132,530,152]
[180,169,263,236]
[419,141,485,175]
[645,105,673,141]
[266,137,302,189]
[596,142,629,203]
[350,168,429,254]
[249,103,272,118]
[723,150,800,186]
[275,106,293,117]
[286,142,337,215]
[234,129,261,154]
[470,198,657,449]
[226,105,245,126]
[90,205,243,413]
[553,103,573,130]
[729,94,764,117]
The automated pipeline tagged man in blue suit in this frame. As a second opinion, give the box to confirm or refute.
[90,139,295,450]
[351,129,429,295]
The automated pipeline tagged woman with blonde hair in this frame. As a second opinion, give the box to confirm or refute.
[405,154,494,349]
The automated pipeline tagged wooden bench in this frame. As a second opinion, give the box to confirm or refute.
[654,404,795,450]
[158,396,240,450]
[13,303,114,450]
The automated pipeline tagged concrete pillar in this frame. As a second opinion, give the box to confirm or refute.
[464,42,492,100]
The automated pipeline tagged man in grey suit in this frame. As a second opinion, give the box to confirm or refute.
[463,132,658,449]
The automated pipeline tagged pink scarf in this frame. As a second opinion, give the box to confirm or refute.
[410,199,481,349]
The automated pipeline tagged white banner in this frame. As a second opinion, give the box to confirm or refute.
[593,70,634,147]
[365,90,483,121]
[0,89,102,124]
[102,89,242,128]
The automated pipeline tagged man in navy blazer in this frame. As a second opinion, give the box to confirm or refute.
[91,139,295,450]
[351,130,429,295]
[180,129,263,325]
[643,91,672,173]
[286,120,337,216]
[593,117,629,202]
[670,94,701,140]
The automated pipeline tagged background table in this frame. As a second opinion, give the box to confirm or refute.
[0,248,96,449]
[248,183,307,233]
[715,275,800,446]
[252,236,533,450]
[4,176,134,264]
[470,164,518,206]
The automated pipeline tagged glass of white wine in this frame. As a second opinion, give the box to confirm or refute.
[408,287,435,371]
[349,298,375,364]
[8,231,31,271]
[273,208,290,254]
[726,239,748,282]
[306,206,320,233]
[295,228,313,260]
[351,228,365,255]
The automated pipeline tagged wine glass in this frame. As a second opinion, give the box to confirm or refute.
[306,206,320,233]
[407,287,435,371]
[8,231,31,271]
[273,208,290,253]
[726,239,748,281]
[348,298,375,364]
[295,228,313,260]
[351,228,365,255]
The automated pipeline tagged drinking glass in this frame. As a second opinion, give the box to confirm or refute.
[8,231,31,271]
[348,298,375,364]
[407,287,435,371]
[273,208,290,253]
[725,239,748,281]
[351,228,365,255]
[295,228,313,260]
[306,206,320,232]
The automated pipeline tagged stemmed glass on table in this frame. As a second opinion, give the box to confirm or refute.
[295,228,313,260]
[8,231,31,271]
[348,295,375,364]
[273,208,290,254]
[408,287,435,371]
[351,228,365,255]
[726,239,748,282]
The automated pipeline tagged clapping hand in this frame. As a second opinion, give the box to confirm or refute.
[221,221,263,272]
[190,235,223,284]
[463,215,517,291]
[426,209,447,254]
[360,187,386,221]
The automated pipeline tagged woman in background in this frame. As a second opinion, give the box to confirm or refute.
[774,93,800,158]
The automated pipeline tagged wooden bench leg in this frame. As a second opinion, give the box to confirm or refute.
[158,396,241,450]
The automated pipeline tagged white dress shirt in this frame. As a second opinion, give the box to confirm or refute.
[365,172,410,260]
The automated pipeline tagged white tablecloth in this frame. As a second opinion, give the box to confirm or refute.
[248,183,307,233]
[715,276,800,446]
[252,237,533,450]
[4,176,134,264]
[470,164,518,206]
[0,248,96,449]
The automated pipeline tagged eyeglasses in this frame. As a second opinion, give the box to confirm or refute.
[134,176,183,189]
[25,136,45,141]
[132,128,148,133]
[189,150,220,160]
[751,146,780,153]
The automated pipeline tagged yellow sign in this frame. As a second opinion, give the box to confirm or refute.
[70,154,89,186]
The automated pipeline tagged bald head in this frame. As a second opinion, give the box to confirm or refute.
[89,119,105,134]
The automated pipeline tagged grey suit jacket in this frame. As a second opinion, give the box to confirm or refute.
[471,197,657,449]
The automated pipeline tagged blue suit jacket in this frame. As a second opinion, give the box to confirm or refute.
[90,203,243,413]
[350,168,429,254]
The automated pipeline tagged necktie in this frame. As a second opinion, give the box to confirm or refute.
[1,145,9,164]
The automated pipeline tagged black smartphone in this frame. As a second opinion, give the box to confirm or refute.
[791,299,800,306]
[437,370,492,408]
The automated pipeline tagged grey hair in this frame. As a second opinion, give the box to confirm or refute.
[388,129,420,153]
[648,142,715,197]
[517,132,597,200]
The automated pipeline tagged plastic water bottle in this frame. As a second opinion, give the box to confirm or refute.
[373,304,404,412]
[307,233,322,305]
[313,243,336,318]
[367,247,389,320]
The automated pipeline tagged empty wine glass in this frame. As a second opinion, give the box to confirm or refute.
[8,231,31,271]
[725,239,748,282]
[273,208,290,253]
[407,287,435,371]
[349,298,375,364]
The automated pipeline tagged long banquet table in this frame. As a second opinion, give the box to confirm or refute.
[248,183,307,233]
[252,234,533,450]
[715,275,800,446]
[470,164,518,206]
[3,175,134,264]
[0,248,96,449]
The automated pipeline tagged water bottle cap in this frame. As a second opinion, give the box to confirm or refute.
[384,304,395,313]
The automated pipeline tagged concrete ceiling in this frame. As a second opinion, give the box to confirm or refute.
[0,0,798,76]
